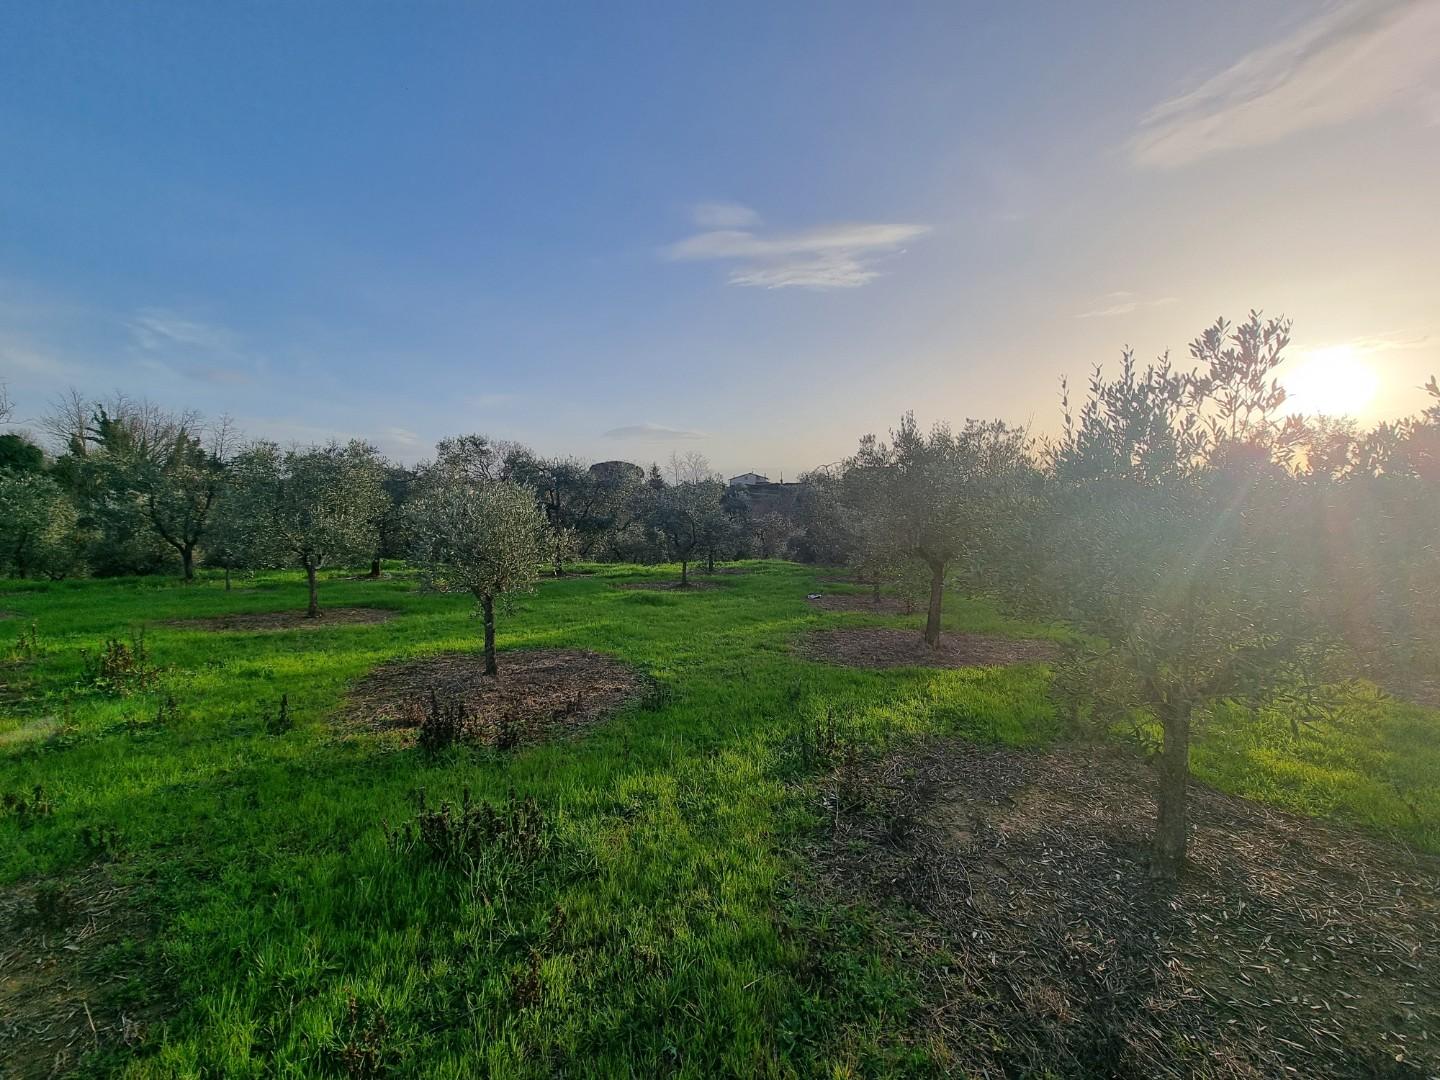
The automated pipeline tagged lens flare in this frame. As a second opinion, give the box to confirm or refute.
[1281,346,1379,417]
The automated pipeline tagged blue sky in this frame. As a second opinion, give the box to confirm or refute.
[3,1,1438,475]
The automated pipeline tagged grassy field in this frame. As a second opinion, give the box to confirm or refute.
[1,562,1436,1077]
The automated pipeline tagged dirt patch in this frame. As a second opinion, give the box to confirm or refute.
[613,580,722,592]
[806,594,915,615]
[341,648,645,748]
[802,739,1440,1077]
[1,866,160,1077]
[0,610,15,620]
[163,606,397,632]
[797,628,1061,669]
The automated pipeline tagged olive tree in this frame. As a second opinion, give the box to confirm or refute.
[407,477,547,677]
[647,479,726,585]
[845,414,1031,647]
[229,440,388,617]
[1040,312,1332,878]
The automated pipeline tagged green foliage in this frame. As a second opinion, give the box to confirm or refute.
[645,478,729,581]
[0,470,87,579]
[0,432,45,473]
[408,476,546,601]
[0,565,1433,1076]
[228,439,389,576]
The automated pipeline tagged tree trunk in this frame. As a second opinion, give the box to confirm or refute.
[1152,704,1192,879]
[872,578,881,603]
[481,592,498,678]
[181,546,195,582]
[707,548,715,573]
[680,559,689,587]
[305,563,319,618]
[368,558,382,579]
[224,566,231,591]
[923,560,945,648]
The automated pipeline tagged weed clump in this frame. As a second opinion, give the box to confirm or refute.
[264,693,293,735]
[79,822,123,855]
[3,784,55,825]
[326,993,393,1079]
[85,630,157,695]
[9,620,40,661]
[780,707,858,779]
[410,688,466,754]
[385,787,556,870]
[130,692,181,734]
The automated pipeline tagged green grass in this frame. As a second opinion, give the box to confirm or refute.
[1,561,1436,1076]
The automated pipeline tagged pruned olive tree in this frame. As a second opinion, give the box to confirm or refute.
[407,477,547,677]
[1039,312,1334,878]
[647,479,726,585]
[845,414,1031,647]
[228,440,388,617]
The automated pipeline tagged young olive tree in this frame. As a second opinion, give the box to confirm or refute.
[407,477,547,678]
[845,414,1031,647]
[229,440,388,617]
[647,479,726,585]
[1041,312,1333,878]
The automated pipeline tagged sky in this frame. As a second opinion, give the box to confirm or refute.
[2,1,1438,477]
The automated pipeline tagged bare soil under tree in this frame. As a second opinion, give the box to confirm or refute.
[340,649,645,748]
[613,580,723,592]
[799,738,1439,1078]
[162,607,397,632]
[806,594,914,615]
[797,628,1062,668]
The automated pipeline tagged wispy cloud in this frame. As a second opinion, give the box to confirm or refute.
[665,205,929,289]
[601,423,708,441]
[130,309,239,352]
[1074,292,1178,319]
[691,201,762,229]
[383,425,421,447]
[1131,0,1440,168]
[128,308,254,384]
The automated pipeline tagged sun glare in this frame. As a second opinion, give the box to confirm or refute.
[1281,346,1379,417]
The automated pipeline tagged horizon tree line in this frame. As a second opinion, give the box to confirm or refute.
[2,318,1437,877]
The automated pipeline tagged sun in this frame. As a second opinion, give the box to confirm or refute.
[1281,346,1379,417]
